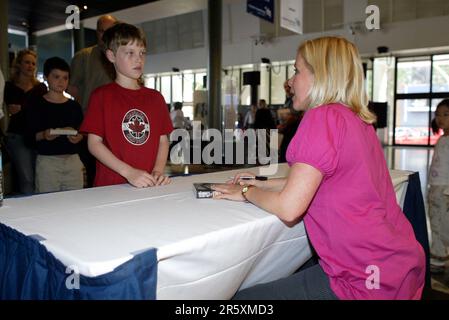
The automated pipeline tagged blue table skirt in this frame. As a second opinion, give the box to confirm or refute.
[0,223,157,300]
[403,172,431,289]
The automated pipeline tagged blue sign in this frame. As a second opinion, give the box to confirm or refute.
[247,0,274,23]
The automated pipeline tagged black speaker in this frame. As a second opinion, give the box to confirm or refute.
[362,63,367,78]
[9,51,15,68]
[369,102,387,129]
[243,71,260,86]
[203,75,207,89]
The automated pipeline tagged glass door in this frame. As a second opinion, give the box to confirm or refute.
[394,55,449,146]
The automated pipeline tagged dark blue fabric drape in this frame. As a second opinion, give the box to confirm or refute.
[0,223,157,300]
[402,172,431,289]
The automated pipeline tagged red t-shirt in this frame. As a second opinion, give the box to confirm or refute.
[80,82,173,187]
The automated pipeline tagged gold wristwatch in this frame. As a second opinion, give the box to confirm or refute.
[242,185,252,201]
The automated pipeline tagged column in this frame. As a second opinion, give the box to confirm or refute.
[207,0,222,130]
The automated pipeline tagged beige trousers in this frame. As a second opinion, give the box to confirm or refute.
[35,154,84,194]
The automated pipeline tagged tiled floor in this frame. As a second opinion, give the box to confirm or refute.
[167,145,449,298]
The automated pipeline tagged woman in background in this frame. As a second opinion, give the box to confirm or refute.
[4,49,47,194]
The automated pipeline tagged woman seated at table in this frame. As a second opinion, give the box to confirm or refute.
[212,36,425,300]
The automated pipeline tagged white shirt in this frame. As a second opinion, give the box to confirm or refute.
[429,135,449,186]
[170,109,190,129]
[243,110,255,128]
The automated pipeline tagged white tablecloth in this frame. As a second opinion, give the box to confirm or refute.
[0,164,412,300]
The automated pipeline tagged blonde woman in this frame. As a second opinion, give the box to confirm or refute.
[4,49,47,194]
[213,37,425,300]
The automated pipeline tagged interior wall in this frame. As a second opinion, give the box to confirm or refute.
[144,0,449,74]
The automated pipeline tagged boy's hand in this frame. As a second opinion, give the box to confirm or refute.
[67,133,83,144]
[44,129,59,141]
[151,171,171,186]
[125,167,158,188]
[8,104,21,115]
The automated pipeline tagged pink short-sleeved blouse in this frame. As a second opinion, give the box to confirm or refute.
[286,103,425,300]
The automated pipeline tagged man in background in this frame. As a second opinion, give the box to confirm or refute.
[67,15,118,187]
[0,66,5,119]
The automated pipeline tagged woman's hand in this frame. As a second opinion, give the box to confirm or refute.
[228,172,266,188]
[43,129,59,141]
[212,183,246,202]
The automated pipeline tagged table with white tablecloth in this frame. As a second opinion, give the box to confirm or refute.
[0,164,424,299]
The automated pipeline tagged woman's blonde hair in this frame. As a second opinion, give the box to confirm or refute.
[298,36,376,124]
[10,49,40,85]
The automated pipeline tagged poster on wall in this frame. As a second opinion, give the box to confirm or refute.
[280,0,303,34]
[247,0,274,23]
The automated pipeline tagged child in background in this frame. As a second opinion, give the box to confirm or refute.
[428,98,449,273]
[170,101,191,129]
[80,23,173,188]
[27,57,84,193]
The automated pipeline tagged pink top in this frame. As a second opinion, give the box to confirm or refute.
[286,104,425,300]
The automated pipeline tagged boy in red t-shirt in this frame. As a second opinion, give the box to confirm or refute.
[80,23,173,187]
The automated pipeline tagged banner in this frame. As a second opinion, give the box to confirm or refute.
[247,0,274,23]
[280,0,303,34]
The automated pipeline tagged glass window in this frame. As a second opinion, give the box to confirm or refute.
[161,76,171,104]
[183,104,194,122]
[154,77,161,91]
[183,73,194,102]
[432,54,449,93]
[373,57,395,104]
[396,58,431,94]
[366,70,373,100]
[195,72,206,90]
[172,74,183,103]
[431,99,445,145]
[240,68,253,106]
[271,65,287,105]
[8,32,27,51]
[145,76,155,89]
[227,68,240,105]
[259,67,269,104]
[395,99,431,145]
[36,30,72,73]
[240,86,251,106]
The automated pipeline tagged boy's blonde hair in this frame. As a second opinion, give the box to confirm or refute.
[102,22,147,54]
[298,36,376,124]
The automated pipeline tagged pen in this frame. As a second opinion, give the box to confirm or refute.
[229,176,268,181]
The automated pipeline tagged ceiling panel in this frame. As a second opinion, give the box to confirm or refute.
[8,0,159,32]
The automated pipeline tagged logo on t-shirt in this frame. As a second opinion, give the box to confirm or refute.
[122,109,150,145]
